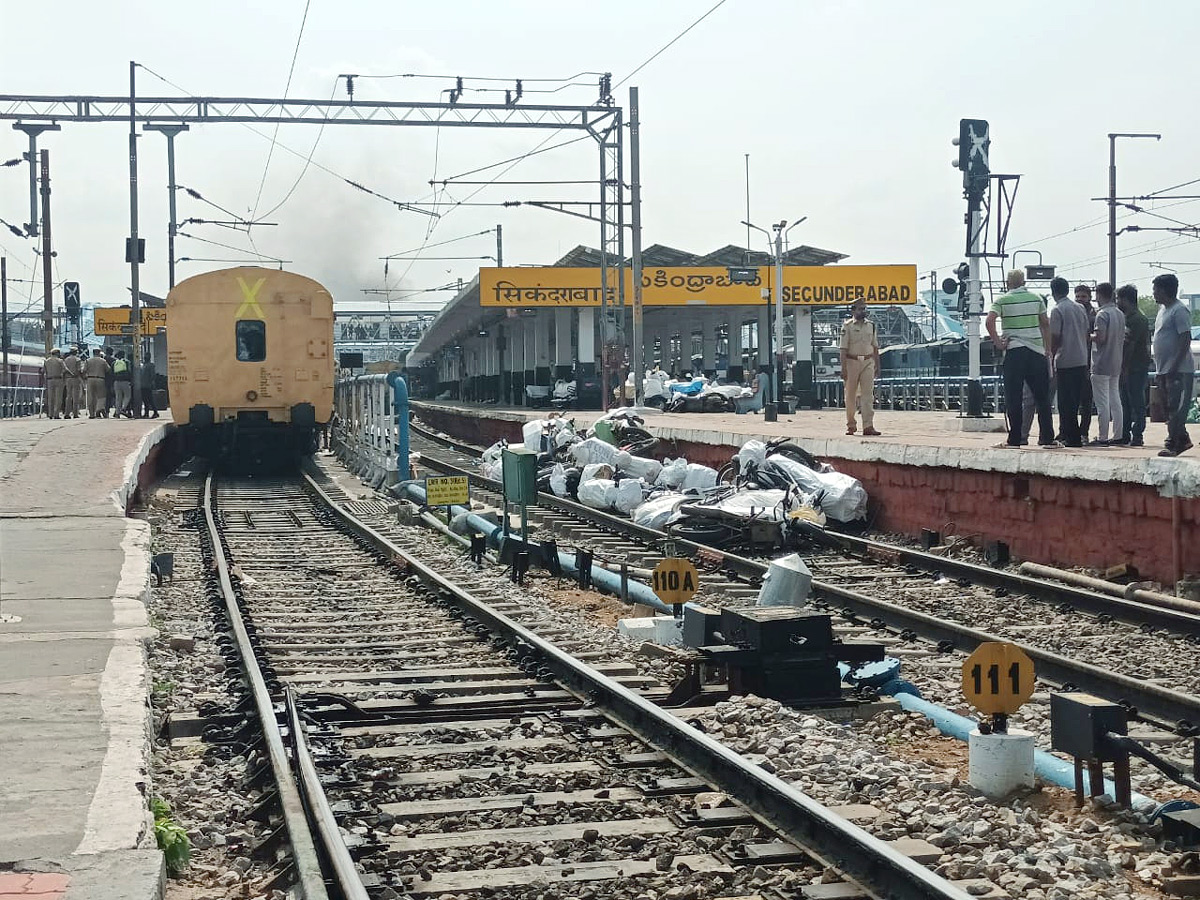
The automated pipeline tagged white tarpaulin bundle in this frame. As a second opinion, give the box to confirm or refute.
[578,478,617,509]
[614,478,646,515]
[570,436,618,467]
[764,454,868,522]
[632,493,689,530]
[683,488,789,522]
[612,450,662,483]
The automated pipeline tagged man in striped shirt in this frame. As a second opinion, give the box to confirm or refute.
[986,270,1061,448]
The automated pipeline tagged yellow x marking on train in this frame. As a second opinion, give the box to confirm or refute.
[235,277,267,320]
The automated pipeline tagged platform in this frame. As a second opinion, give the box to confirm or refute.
[411,401,1200,586]
[0,415,174,899]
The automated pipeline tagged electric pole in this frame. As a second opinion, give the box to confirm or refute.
[40,150,53,358]
[629,86,644,407]
[495,223,503,267]
[129,61,143,414]
[1107,132,1160,288]
[2,257,9,391]
[145,123,189,289]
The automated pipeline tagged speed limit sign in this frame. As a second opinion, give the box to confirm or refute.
[962,642,1035,716]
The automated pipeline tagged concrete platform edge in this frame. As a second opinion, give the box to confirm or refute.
[67,425,168,895]
[410,401,1200,499]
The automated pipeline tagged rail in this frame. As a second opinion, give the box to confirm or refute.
[202,473,357,899]
[407,422,1200,734]
[815,375,1004,414]
[0,386,44,418]
[299,465,972,900]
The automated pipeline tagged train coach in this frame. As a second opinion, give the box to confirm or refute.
[167,266,334,468]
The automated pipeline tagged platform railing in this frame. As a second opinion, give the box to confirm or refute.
[0,386,45,419]
[816,375,1005,414]
[333,375,399,486]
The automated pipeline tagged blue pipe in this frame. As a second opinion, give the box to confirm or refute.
[888,688,1156,808]
[398,481,672,615]
[388,371,410,480]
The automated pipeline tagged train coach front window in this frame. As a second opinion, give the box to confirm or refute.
[236,320,266,362]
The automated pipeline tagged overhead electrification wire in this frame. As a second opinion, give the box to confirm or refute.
[137,63,432,221]
[614,0,731,88]
[177,230,284,261]
[250,0,312,223]
[252,79,339,223]
[178,185,253,224]
[435,135,592,185]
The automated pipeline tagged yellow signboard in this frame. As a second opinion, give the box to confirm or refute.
[480,265,917,308]
[962,641,1036,716]
[425,475,469,506]
[651,557,700,607]
[94,307,167,336]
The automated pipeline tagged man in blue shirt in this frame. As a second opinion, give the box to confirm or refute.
[1151,273,1193,457]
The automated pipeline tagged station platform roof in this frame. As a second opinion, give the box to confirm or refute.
[408,241,847,365]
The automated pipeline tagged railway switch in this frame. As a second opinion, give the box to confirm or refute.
[672,606,885,707]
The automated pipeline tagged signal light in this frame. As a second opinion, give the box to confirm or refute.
[952,118,990,195]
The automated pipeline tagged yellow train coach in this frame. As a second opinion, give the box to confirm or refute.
[167,267,334,467]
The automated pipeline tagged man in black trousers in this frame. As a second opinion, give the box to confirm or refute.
[1048,277,1091,446]
[986,270,1061,448]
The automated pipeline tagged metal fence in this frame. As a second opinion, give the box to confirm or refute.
[0,386,45,419]
[333,374,400,485]
[816,375,1006,414]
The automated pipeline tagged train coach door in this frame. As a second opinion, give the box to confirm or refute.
[308,319,332,388]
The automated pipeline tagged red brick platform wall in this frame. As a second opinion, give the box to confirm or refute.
[413,405,1199,585]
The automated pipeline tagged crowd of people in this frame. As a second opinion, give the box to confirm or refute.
[41,346,160,420]
[988,271,1193,457]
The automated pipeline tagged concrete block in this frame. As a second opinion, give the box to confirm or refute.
[617,617,658,642]
[968,728,1035,798]
[652,616,684,646]
[959,416,1006,433]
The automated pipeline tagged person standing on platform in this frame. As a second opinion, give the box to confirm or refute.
[1117,284,1150,447]
[840,300,881,436]
[139,358,160,419]
[43,348,67,419]
[102,347,116,418]
[1048,277,1090,447]
[62,348,83,418]
[112,350,133,418]
[1151,273,1194,457]
[1090,283,1125,445]
[987,270,1059,448]
[83,349,110,418]
[1074,284,1096,442]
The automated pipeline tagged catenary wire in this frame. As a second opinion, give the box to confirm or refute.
[614,0,732,88]
[250,0,312,222]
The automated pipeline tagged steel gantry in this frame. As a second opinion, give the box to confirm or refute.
[1,75,636,405]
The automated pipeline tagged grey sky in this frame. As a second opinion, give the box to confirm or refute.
[2,0,1197,321]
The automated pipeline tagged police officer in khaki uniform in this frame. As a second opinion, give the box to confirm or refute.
[839,300,881,436]
[62,348,84,418]
[43,348,67,419]
[82,348,111,418]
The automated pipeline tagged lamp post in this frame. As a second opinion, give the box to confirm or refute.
[742,217,805,416]
[1108,132,1160,287]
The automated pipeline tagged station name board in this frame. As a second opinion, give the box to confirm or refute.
[94,307,167,336]
[480,265,916,308]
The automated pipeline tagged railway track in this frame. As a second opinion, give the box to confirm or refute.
[407,420,1200,738]
[193,466,978,899]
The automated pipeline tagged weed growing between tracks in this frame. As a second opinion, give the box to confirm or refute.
[151,797,191,876]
